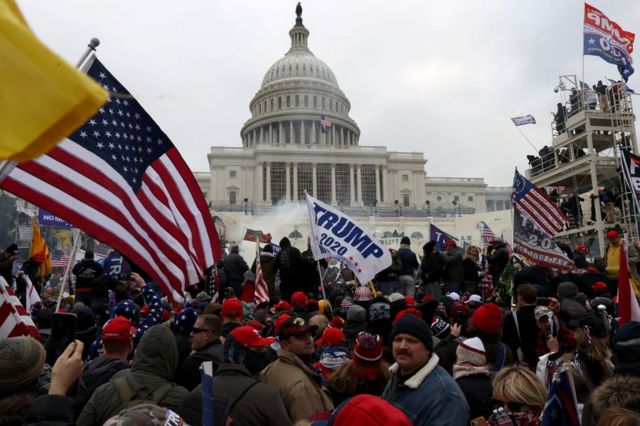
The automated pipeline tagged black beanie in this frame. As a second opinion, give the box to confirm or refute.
[390,314,433,352]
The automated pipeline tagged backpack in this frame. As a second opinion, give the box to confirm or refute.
[112,377,173,410]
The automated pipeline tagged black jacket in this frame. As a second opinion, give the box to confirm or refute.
[222,252,249,284]
[72,259,104,291]
[421,252,445,283]
[73,356,129,417]
[502,306,539,369]
[275,238,314,300]
[177,339,224,391]
[455,373,493,420]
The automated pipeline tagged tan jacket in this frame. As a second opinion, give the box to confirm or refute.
[259,349,334,422]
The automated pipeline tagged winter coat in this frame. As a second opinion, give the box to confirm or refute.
[72,259,104,292]
[259,349,334,422]
[177,339,224,391]
[382,354,469,426]
[25,395,76,426]
[188,364,291,426]
[275,238,314,301]
[73,356,129,417]
[502,306,538,369]
[442,249,464,284]
[455,373,493,420]
[420,252,445,283]
[76,325,189,426]
[461,258,481,292]
[397,245,419,276]
[223,252,249,284]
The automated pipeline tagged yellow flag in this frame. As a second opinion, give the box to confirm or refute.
[0,0,109,161]
[30,217,52,277]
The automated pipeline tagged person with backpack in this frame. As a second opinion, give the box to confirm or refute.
[176,314,224,391]
[77,325,189,426]
[375,248,403,295]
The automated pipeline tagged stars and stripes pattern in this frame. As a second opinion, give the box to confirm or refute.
[254,240,269,305]
[0,276,41,340]
[320,115,332,133]
[51,254,70,268]
[0,56,221,303]
[512,169,568,236]
[478,221,496,244]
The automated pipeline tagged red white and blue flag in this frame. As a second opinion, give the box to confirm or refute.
[320,115,332,133]
[478,221,496,244]
[0,277,41,340]
[0,56,221,303]
[254,239,269,305]
[541,367,580,426]
[584,3,635,81]
[512,169,568,236]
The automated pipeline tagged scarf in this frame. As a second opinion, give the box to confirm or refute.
[452,363,490,380]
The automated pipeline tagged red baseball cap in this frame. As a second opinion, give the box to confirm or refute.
[274,314,292,336]
[592,281,609,292]
[230,325,275,348]
[316,327,346,347]
[221,298,244,320]
[291,291,308,308]
[575,244,588,254]
[102,316,135,342]
[246,319,265,331]
[274,300,291,311]
[607,230,620,239]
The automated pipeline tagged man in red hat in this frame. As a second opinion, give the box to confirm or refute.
[574,244,589,269]
[259,316,334,421]
[605,229,623,282]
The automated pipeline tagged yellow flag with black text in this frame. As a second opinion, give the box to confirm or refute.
[0,0,108,161]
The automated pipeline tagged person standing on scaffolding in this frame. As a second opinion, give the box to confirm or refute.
[554,103,567,134]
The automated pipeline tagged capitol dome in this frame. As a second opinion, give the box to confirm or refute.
[240,3,360,148]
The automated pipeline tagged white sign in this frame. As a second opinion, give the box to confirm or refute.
[305,193,391,283]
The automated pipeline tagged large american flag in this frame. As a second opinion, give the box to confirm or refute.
[254,240,269,305]
[0,56,221,303]
[512,170,567,236]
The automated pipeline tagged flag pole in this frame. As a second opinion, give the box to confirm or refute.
[316,260,327,301]
[515,125,539,152]
[76,38,100,69]
[55,229,81,312]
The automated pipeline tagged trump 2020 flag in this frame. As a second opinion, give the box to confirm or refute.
[429,223,456,251]
[0,55,221,303]
[510,115,536,126]
[584,3,635,81]
[305,192,391,283]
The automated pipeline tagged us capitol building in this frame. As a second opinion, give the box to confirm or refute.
[196,5,510,223]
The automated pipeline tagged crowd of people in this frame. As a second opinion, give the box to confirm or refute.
[1,230,640,425]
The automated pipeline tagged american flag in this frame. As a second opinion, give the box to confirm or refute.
[254,240,269,305]
[478,221,496,244]
[0,56,221,303]
[51,254,71,268]
[0,277,41,340]
[320,115,332,133]
[512,169,567,236]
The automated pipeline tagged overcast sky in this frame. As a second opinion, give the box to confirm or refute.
[18,0,640,186]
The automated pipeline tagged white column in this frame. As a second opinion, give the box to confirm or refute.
[375,165,381,204]
[285,163,291,202]
[349,164,355,206]
[331,163,337,205]
[301,121,306,144]
[279,122,283,144]
[331,124,336,146]
[382,165,388,204]
[266,162,272,203]
[258,127,262,144]
[289,121,294,144]
[293,162,299,202]
[311,121,316,144]
[356,165,362,206]
[312,163,317,196]
[256,163,263,203]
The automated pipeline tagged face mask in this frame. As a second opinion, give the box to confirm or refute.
[244,348,267,375]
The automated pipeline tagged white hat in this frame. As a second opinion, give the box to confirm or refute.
[447,292,461,301]
[466,294,482,303]
[456,337,486,366]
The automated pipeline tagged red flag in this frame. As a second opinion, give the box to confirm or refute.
[618,244,640,326]
[0,277,41,340]
[254,240,269,305]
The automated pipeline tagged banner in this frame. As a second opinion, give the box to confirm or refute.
[620,150,640,215]
[513,209,574,271]
[101,251,132,279]
[510,115,536,126]
[243,228,272,243]
[38,209,73,228]
[584,3,635,80]
[429,223,456,251]
[305,192,391,283]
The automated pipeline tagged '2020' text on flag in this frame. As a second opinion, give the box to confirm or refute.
[0,0,108,161]
[305,192,391,283]
[0,55,221,303]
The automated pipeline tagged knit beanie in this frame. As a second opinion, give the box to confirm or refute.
[369,302,391,322]
[328,395,412,426]
[353,332,383,362]
[0,336,46,396]
[431,316,451,338]
[347,305,366,323]
[456,337,486,366]
[390,314,433,352]
[354,286,373,302]
[339,297,353,314]
[472,303,503,335]
[394,308,422,323]
[173,307,197,335]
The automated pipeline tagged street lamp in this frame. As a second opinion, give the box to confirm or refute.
[394,200,399,217]
[425,200,431,218]
[458,203,462,217]
[243,198,248,215]
[373,199,377,216]
[452,200,457,217]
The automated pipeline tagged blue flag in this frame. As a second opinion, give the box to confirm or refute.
[201,361,215,426]
[429,224,456,251]
[541,368,580,426]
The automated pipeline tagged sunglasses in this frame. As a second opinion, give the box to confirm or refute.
[191,327,214,334]
[492,399,523,413]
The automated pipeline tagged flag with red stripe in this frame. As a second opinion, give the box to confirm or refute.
[0,56,221,303]
[478,221,496,244]
[512,169,568,236]
[0,277,41,340]
[618,243,640,326]
[254,239,269,305]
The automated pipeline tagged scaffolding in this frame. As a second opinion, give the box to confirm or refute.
[525,75,638,257]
